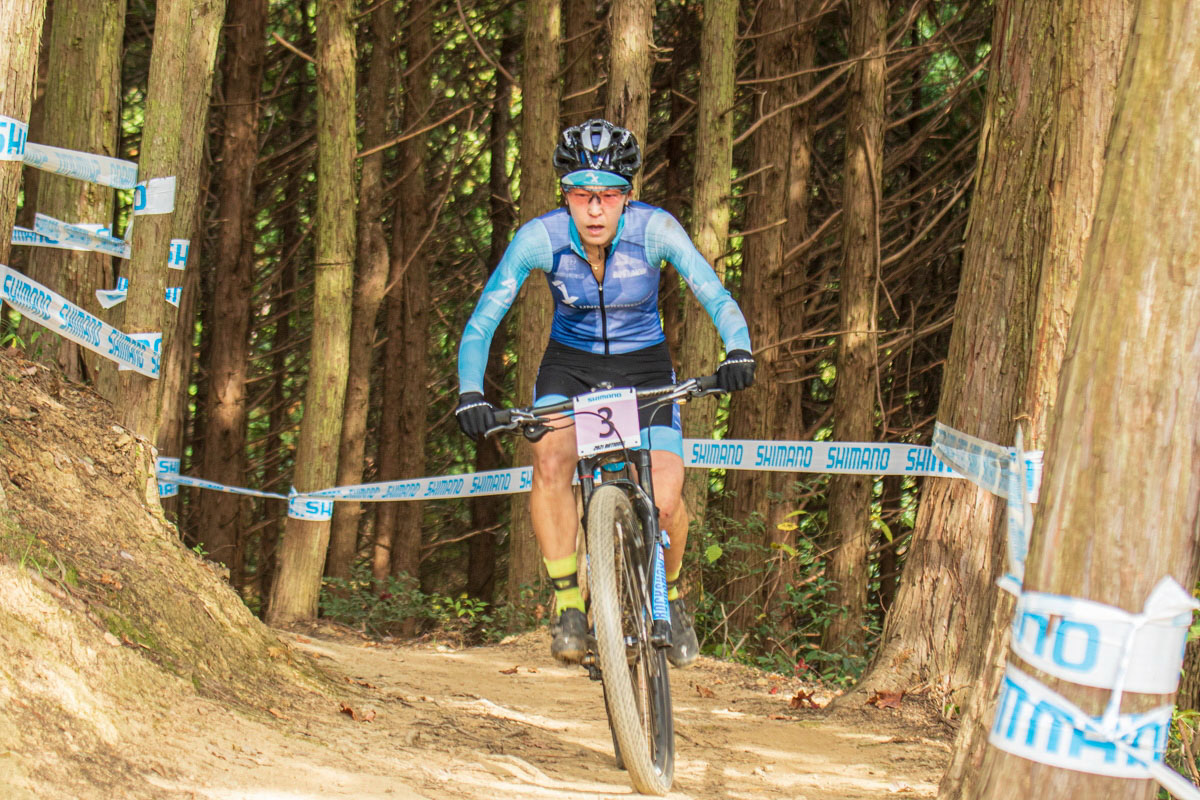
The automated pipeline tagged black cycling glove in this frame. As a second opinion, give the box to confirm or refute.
[455,392,497,440]
[717,349,756,392]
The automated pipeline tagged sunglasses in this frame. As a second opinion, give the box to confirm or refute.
[563,187,629,208]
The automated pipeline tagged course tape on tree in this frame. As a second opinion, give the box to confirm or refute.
[0,265,159,378]
[933,421,1200,797]
[12,226,189,274]
[154,440,1043,524]
[96,277,183,309]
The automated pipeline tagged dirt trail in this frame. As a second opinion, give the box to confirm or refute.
[136,624,951,800]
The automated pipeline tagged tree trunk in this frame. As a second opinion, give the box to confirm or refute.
[327,2,395,581]
[389,0,434,585]
[676,0,736,529]
[195,0,266,576]
[605,0,651,189]
[719,0,794,631]
[821,0,885,658]
[504,0,560,605]
[468,28,520,602]
[561,0,599,126]
[936,0,1138,795]
[266,0,356,625]
[23,0,124,382]
[0,0,48,267]
[975,4,1200,796]
[116,0,224,440]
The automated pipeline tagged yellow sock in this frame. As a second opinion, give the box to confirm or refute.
[666,566,681,602]
[544,554,585,614]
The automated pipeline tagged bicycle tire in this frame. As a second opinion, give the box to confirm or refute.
[587,483,674,795]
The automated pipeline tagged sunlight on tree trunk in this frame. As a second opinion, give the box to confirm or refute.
[822,0,884,658]
[267,0,356,625]
[605,0,651,192]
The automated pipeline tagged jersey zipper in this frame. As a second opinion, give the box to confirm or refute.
[594,248,610,355]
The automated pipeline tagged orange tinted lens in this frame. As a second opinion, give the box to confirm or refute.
[565,188,593,205]
[565,188,627,207]
[598,190,626,206]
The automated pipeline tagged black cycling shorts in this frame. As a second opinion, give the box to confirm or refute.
[534,338,683,455]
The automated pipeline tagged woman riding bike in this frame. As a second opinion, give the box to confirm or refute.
[455,118,755,667]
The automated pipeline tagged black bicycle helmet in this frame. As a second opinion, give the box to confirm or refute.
[553,119,642,180]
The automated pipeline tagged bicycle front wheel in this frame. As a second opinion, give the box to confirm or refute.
[587,483,674,795]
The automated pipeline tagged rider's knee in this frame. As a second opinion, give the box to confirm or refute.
[531,445,575,483]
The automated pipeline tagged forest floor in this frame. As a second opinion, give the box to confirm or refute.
[0,348,954,799]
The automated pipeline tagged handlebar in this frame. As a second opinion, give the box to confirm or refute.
[487,374,723,440]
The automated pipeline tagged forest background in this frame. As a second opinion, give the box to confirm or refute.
[3,0,1200,795]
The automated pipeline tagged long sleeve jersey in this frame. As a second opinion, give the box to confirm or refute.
[457,201,752,395]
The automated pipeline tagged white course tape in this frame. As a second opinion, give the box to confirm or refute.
[96,277,183,310]
[157,457,180,498]
[132,176,176,216]
[304,466,533,503]
[34,214,130,259]
[288,492,334,521]
[1,265,158,377]
[990,664,1180,784]
[0,116,28,160]
[168,239,189,270]
[118,333,161,372]
[1011,577,1198,696]
[685,438,967,476]
[21,142,138,189]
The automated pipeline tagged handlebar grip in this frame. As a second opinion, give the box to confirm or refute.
[492,408,512,425]
[696,374,721,393]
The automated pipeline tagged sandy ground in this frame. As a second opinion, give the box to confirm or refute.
[131,624,952,800]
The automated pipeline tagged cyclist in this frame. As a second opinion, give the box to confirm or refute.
[455,119,755,668]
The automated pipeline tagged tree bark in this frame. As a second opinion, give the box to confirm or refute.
[561,0,600,126]
[195,0,266,576]
[605,0,651,191]
[468,27,520,603]
[267,0,356,625]
[974,4,1200,796]
[676,0,736,530]
[387,0,434,586]
[504,0,561,605]
[23,0,124,382]
[116,0,224,440]
[821,0,885,657]
[720,0,795,630]
[0,0,48,268]
[327,2,395,581]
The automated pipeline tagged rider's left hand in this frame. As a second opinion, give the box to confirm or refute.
[717,349,756,392]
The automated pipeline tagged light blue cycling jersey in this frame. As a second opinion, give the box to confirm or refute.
[458,201,752,395]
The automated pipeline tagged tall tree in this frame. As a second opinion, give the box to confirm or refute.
[605,0,651,163]
[196,0,268,575]
[267,0,357,625]
[720,0,798,629]
[116,0,225,439]
[23,0,125,382]
[821,0,885,656]
[676,0,736,528]
[937,0,1135,794]
[561,0,600,125]
[0,0,48,267]
[327,2,396,581]
[504,0,561,604]
[380,0,434,586]
[974,3,1200,796]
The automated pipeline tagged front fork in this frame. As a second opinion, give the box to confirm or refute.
[630,449,673,649]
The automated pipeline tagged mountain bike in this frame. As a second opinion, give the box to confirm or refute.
[487,375,722,796]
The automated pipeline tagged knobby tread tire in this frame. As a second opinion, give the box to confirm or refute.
[587,484,673,795]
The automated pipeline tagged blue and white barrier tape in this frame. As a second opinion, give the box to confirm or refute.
[157,457,180,498]
[990,663,1179,784]
[168,239,189,270]
[1011,577,1197,696]
[0,116,28,160]
[96,276,183,310]
[132,176,176,216]
[34,214,130,259]
[22,141,138,190]
[0,264,159,378]
[156,440,1008,521]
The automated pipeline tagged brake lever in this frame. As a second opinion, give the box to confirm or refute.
[523,423,552,443]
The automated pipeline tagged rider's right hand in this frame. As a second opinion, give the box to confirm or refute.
[455,392,497,440]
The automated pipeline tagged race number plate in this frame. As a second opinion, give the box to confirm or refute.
[573,388,642,457]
